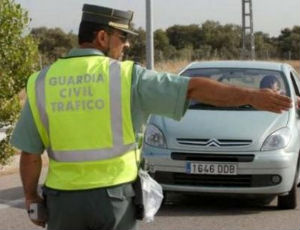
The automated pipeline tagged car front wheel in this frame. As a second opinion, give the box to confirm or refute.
[278,169,299,210]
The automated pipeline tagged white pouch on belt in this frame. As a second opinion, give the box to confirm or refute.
[139,169,164,223]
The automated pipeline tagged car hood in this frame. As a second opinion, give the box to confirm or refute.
[149,110,290,152]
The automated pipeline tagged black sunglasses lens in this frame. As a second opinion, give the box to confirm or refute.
[121,33,129,42]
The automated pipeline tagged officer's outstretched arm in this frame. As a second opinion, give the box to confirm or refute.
[187,77,292,114]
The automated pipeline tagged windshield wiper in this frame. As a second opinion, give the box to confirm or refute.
[189,103,215,109]
[237,104,253,109]
[189,103,254,110]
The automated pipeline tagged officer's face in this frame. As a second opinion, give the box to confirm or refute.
[107,30,130,60]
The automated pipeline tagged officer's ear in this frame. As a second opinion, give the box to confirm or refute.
[95,30,109,49]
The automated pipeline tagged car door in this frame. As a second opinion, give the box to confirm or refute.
[290,70,300,113]
[289,69,300,185]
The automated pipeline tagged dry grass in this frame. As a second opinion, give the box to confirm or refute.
[286,60,300,73]
[155,60,190,73]
[155,59,300,74]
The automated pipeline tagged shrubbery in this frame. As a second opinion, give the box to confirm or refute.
[0,0,38,164]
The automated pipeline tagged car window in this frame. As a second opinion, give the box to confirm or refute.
[181,68,289,110]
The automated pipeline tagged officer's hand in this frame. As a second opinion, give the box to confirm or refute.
[25,195,46,228]
[251,89,292,113]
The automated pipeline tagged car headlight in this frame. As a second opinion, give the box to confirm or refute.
[144,124,166,148]
[261,127,291,151]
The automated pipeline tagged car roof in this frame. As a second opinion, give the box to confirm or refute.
[183,60,291,72]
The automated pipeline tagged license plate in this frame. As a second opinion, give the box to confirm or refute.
[186,162,237,175]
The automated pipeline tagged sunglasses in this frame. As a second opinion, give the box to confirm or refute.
[107,29,129,43]
[114,31,129,43]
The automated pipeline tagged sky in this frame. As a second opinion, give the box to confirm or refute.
[15,0,300,37]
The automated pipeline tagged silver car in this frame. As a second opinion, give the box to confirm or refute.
[142,61,300,209]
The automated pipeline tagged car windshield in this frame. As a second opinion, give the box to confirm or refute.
[181,68,289,110]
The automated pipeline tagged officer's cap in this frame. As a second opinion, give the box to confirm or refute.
[81,4,138,35]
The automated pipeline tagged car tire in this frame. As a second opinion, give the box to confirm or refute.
[278,181,297,209]
[298,153,300,187]
[162,192,168,205]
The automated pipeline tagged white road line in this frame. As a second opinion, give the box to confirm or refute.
[0,198,24,210]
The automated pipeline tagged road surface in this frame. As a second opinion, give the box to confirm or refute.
[0,169,299,230]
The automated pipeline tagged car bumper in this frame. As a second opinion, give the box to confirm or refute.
[143,144,298,195]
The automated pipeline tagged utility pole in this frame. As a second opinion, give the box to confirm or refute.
[241,0,255,60]
[38,54,43,70]
[146,0,154,70]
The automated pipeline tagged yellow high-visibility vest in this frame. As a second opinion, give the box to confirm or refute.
[27,55,138,190]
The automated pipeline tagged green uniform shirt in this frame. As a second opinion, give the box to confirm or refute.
[10,48,190,154]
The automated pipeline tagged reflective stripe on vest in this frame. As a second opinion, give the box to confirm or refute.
[33,59,135,162]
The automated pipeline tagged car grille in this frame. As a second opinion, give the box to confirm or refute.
[153,171,278,187]
[176,138,252,147]
[171,152,254,162]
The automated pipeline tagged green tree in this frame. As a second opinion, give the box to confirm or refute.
[154,29,177,62]
[31,27,77,66]
[165,21,242,60]
[124,27,146,63]
[254,32,277,59]
[201,21,242,59]
[166,24,201,50]
[0,0,38,164]
[277,26,300,59]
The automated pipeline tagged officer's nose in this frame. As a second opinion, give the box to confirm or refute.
[124,40,130,48]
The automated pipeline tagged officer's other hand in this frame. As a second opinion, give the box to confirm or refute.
[251,88,292,113]
[25,194,46,228]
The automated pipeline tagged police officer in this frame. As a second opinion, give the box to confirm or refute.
[11,3,291,230]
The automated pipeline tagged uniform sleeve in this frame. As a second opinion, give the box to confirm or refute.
[132,64,190,121]
[10,100,45,154]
